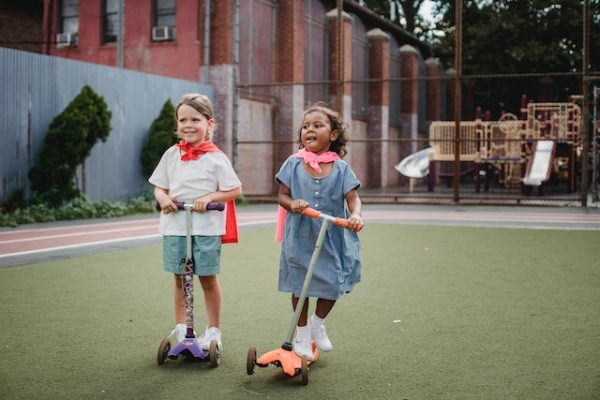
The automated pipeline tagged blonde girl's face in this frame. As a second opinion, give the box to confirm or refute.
[177,104,214,147]
[300,111,339,154]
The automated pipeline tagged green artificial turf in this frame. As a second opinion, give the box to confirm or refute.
[0,225,599,400]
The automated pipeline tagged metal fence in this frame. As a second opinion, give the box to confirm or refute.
[0,47,213,203]
[237,74,600,207]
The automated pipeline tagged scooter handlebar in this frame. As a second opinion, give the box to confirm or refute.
[155,201,225,212]
[301,207,363,232]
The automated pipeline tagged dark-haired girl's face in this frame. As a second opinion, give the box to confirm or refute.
[300,111,339,154]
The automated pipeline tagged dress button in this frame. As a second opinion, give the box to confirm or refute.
[315,191,319,195]
[315,180,320,183]
[314,203,318,207]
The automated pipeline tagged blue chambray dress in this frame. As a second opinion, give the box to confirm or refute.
[275,156,362,300]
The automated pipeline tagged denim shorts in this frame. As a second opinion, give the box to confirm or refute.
[163,235,221,276]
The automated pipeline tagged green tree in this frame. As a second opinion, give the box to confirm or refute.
[362,0,428,34]
[140,100,177,179]
[431,0,600,115]
[29,85,112,206]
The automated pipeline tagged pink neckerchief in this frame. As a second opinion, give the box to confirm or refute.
[295,148,340,173]
[275,149,340,242]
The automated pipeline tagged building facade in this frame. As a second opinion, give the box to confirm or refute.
[20,0,446,197]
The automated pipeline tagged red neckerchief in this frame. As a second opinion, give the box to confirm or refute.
[177,140,221,161]
[176,140,239,244]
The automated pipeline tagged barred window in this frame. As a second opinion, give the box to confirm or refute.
[154,0,176,27]
[103,0,119,43]
[304,0,328,105]
[60,0,79,34]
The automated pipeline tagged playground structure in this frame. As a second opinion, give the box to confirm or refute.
[398,96,586,194]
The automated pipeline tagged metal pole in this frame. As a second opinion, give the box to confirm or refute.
[593,86,598,202]
[581,0,590,206]
[337,0,344,118]
[201,0,211,82]
[231,0,240,171]
[453,0,462,203]
[117,0,125,68]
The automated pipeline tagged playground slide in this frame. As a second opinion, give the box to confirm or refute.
[395,147,434,178]
[522,140,556,186]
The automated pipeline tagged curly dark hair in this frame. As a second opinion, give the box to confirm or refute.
[297,102,349,158]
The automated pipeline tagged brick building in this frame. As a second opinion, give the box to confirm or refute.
[5,0,447,197]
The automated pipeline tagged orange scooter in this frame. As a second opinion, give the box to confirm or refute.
[246,207,362,385]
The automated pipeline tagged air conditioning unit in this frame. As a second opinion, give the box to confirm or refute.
[152,26,175,41]
[56,32,77,48]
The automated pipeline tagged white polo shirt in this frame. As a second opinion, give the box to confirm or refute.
[149,145,241,236]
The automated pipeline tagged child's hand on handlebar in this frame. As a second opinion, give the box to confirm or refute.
[158,198,178,214]
[193,196,214,212]
[347,214,364,232]
[290,199,309,214]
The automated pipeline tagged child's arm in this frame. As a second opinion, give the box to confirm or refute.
[193,187,242,212]
[345,189,364,231]
[154,186,178,214]
[278,183,308,214]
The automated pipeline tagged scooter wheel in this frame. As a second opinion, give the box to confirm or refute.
[157,338,170,365]
[209,340,220,368]
[246,346,257,375]
[301,355,309,385]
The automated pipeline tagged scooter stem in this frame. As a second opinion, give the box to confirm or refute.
[282,218,331,349]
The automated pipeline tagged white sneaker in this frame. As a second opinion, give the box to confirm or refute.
[169,323,186,343]
[200,326,222,351]
[293,337,314,361]
[311,320,333,352]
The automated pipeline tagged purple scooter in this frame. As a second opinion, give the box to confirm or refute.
[156,201,225,368]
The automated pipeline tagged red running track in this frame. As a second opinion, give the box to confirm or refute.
[1,206,599,258]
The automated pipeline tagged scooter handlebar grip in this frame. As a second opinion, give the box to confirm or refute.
[334,217,363,232]
[155,201,225,211]
[205,202,225,211]
[302,207,321,219]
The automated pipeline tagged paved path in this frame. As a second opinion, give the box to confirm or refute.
[1,204,599,268]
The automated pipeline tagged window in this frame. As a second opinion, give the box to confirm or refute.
[351,15,368,120]
[60,0,79,34]
[103,0,119,43]
[154,0,176,27]
[304,0,328,105]
[238,0,275,101]
[389,36,402,127]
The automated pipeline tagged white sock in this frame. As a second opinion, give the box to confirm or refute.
[311,314,325,329]
[296,324,310,341]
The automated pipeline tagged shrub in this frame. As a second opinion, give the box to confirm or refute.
[0,194,156,228]
[141,100,177,179]
[29,85,112,207]
[1,189,26,214]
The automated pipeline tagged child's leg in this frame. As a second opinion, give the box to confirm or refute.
[199,275,221,328]
[311,298,336,352]
[292,294,314,359]
[173,274,185,324]
[315,298,336,319]
[291,294,310,326]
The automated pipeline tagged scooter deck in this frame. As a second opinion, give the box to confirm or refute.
[168,338,209,360]
[256,341,319,376]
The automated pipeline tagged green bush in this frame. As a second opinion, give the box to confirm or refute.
[29,85,112,207]
[0,195,156,228]
[1,189,26,214]
[141,100,177,179]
